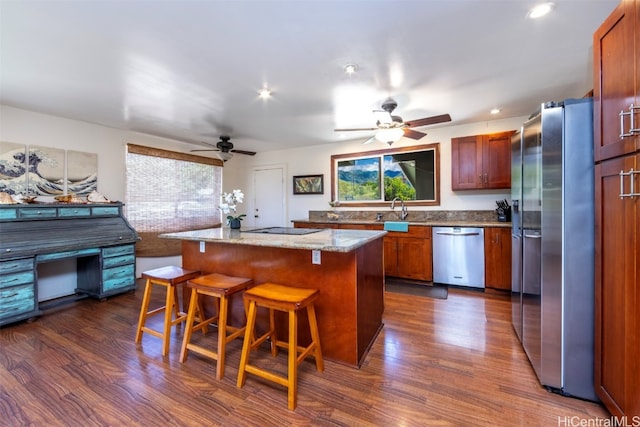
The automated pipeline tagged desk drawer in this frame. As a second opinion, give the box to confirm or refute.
[91,206,119,216]
[0,258,34,274]
[103,275,135,292]
[103,254,135,268]
[18,208,57,219]
[58,207,91,217]
[103,264,135,292]
[0,284,35,318]
[103,244,135,258]
[38,248,100,262]
[0,270,35,290]
[102,263,134,282]
[0,208,18,220]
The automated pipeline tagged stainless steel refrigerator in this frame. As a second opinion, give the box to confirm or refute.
[514,98,597,401]
[511,128,523,342]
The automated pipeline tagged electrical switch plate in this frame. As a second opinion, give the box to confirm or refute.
[312,250,321,265]
[199,241,205,253]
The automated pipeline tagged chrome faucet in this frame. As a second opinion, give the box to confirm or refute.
[390,197,408,220]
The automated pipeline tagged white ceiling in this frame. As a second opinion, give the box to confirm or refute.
[0,0,618,155]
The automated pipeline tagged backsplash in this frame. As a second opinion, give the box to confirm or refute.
[308,210,498,223]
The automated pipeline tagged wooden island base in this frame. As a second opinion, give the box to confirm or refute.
[180,238,384,368]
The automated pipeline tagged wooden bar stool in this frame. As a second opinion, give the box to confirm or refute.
[135,266,201,356]
[179,273,253,380]
[236,283,324,410]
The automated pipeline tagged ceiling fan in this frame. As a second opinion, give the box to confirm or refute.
[190,136,256,162]
[335,97,452,145]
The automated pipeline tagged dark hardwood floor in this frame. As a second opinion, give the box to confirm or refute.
[0,281,607,426]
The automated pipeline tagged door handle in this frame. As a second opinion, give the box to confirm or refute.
[524,233,541,239]
[619,169,639,199]
[620,104,639,138]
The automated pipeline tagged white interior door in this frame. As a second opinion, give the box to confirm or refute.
[252,166,285,227]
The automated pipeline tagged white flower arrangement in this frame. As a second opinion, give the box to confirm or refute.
[219,189,246,222]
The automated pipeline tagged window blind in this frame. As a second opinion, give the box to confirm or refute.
[125,143,223,257]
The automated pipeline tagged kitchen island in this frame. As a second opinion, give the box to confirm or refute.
[160,227,386,367]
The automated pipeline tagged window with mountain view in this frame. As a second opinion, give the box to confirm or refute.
[331,143,440,207]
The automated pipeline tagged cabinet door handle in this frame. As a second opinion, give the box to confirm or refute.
[620,104,638,138]
[619,169,640,199]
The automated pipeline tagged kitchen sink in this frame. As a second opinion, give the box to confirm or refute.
[383,221,409,232]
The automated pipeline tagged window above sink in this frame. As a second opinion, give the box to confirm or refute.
[330,143,440,207]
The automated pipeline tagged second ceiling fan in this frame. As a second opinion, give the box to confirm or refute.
[335,98,451,145]
[191,136,256,162]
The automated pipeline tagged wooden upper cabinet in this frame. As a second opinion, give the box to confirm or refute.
[593,0,639,162]
[451,131,514,190]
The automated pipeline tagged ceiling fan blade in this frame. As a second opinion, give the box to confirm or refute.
[335,127,378,132]
[404,113,452,128]
[190,149,219,152]
[362,136,377,145]
[231,149,256,156]
[404,129,427,140]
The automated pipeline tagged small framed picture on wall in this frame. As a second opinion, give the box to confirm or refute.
[293,174,323,195]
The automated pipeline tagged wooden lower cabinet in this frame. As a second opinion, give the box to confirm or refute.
[294,221,432,281]
[384,229,432,281]
[594,153,639,417]
[484,227,512,290]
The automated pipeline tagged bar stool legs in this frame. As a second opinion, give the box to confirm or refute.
[134,266,201,356]
[237,283,324,410]
[179,273,253,379]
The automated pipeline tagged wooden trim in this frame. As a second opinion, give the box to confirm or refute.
[127,143,224,167]
[330,143,440,207]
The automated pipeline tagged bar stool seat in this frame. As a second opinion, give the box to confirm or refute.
[135,266,201,356]
[179,273,253,380]
[236,282,324,410]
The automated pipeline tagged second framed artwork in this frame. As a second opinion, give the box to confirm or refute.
[293,174,323,195]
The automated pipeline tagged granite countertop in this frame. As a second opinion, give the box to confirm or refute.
[292,218,512,228]
[160,227,387,253]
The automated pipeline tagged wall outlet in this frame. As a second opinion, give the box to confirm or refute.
[199,241,205,253]
[312,250,321,265]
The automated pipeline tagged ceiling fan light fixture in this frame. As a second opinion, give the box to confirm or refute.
[344,64,357,74]
[258,87,271,99]
[490,108,501,115]
[217,151,233,162]
[527,2,554,19]
[375,128,404,145]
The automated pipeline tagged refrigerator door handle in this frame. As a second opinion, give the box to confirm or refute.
[524,233,542,239]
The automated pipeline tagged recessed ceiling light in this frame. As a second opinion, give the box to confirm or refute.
[490,108,501,115]
[527,2,554,19]
[258,87,271,99]
[344,64,357,75]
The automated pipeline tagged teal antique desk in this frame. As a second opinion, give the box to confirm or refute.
[0,202,139,326]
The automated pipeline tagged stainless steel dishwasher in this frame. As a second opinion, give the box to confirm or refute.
[432,227,485,288]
